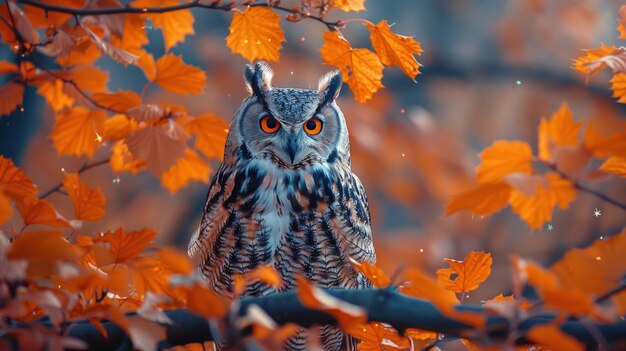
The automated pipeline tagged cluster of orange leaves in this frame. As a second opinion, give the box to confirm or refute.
[2,156,624,350]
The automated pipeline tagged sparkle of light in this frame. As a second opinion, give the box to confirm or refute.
[593,208,601,218]
[516,80,522,86]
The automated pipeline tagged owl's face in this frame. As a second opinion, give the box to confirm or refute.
[224,62,349,168]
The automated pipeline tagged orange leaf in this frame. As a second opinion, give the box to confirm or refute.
[154,54,206,94]
[350,259,390,288]
[508,173,576,229]
[583,121,626,159]
[0,61,18,74]
[320,31,384,103]
[111,14,148,51]
[226,6,285,62]
[365,20,422,79]
[8,231,84,279]
[526,324,584,351]
[126,120,189,175]
[0,81,24,116]
[129,48,156,81]
[0,156,37,201]
[16,197,70,228]
[346,322,410,351]
[127,316,166,351]
[537,103,583,162]
[610,72,626,104]
[35,78,74,111]
[51,107,106,157]
[92,90,142,112]
[619,6,626,39]
[599,156,626,177]
[436,251,492,294]
[110,140,146,174]
[63,173,106,221]
[476,140,533,184]
[332,0,365,12]
[158,247,193,275]
[573,44,618,76]
[0,189,12,226]
[445,182,511,217]
[186,283,230,319]
[161,149,211,194]
[297,276,366,329]
[246,265,283,288]
[182,113,229,160]
[104,115,140,141]
[132,0,194,51]
[95,227,157,263]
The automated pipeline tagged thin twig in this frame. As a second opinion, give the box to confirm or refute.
[39,158,111,199]
[596,281,626,303]
[16,0,342,29]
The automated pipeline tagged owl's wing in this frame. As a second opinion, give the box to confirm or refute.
[342,172,376,265]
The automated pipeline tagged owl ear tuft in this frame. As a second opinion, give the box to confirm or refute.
[244,61,273,98]
[317,70,343,105]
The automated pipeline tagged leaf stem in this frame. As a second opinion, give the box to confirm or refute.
[39,158,111,199]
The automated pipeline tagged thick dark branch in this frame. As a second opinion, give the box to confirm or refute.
[16,0,341,29]
[22,289,626,351]
[39,158,110,199]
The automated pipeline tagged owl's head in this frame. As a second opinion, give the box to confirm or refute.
[223,62,350,168]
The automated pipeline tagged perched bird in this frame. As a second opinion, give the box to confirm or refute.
[188,62,375,350]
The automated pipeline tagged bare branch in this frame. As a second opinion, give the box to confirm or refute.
[39,158,111,199]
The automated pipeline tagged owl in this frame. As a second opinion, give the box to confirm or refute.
[188,62,375,351]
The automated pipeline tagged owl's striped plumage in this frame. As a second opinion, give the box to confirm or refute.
[188,62,375,350]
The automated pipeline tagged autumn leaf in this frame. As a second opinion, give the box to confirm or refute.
[104,115,140,141]
[320,31,384,103]
[619,6,626,39]
[0,81,24,116]
[16,197,70,228]
[132,0,194,51]
[157,247,192,275]
[346,322,410,351]
[0,189,12,226]
[154,54,206,94]
[127,316,166,351]
[297,276,366,329]
[8,231,84,279]
[581,46,626,75]
[583,121,626,159]
[365,20,423,79]
[0,156,37,200]
[182,113,229,160]
[600,156,626,177]
[573,44,619,76]
[63,173,106,221]
[245,265,283,288]
[332,0,365,12]
[508,173,576,229]
[476,140,533,184]
[538,103,583,163]
[436,251,492,294]
[50,107,106,157]
[82,25,138,66]
[610,72,626,103]
[96,227,157,264]
[161,149,211,193]
[445,182,511,217]
[92,90,142,112]
[186,283,230,319]
[126,119,189,175]
[226,6,285,62]
[0,61,18,74]
[350,258,391,288]
[110,140,146,174]
[526,324,584,351]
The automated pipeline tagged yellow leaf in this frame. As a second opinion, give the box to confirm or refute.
[154,54,206,94]
[160,149,211,193]
[110,140,146,174]
[538,103,583,162]
[63,173,106,221]
[445,182,511,216]
[365,20,422,79]
[226,6,285,62]
[436,251,492,294]
[476,140,533,184]
[132,0,194,51]
[332,0,365,12]
[182,113,229,160]
[92,90,142,112]
[600,156,626,177]
[0,156,37,200]
[16,197,70,228]
[320,31,383,103]
[0,189,12,226]
[610,72,626,104]
[508,173,576,229]
[526,324,584,351]
[51,107,106,157]
[0,81,24,116]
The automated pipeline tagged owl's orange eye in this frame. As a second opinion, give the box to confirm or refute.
[303,118,323,135]
[260,115,281,133]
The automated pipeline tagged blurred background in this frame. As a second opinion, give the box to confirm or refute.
[1,0,625,303]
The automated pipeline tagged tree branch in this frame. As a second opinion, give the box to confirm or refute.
[16,0,341,30]
[8,289,624,351]
[39,158,111,199]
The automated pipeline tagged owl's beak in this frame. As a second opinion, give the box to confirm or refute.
[285,132,300,164]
